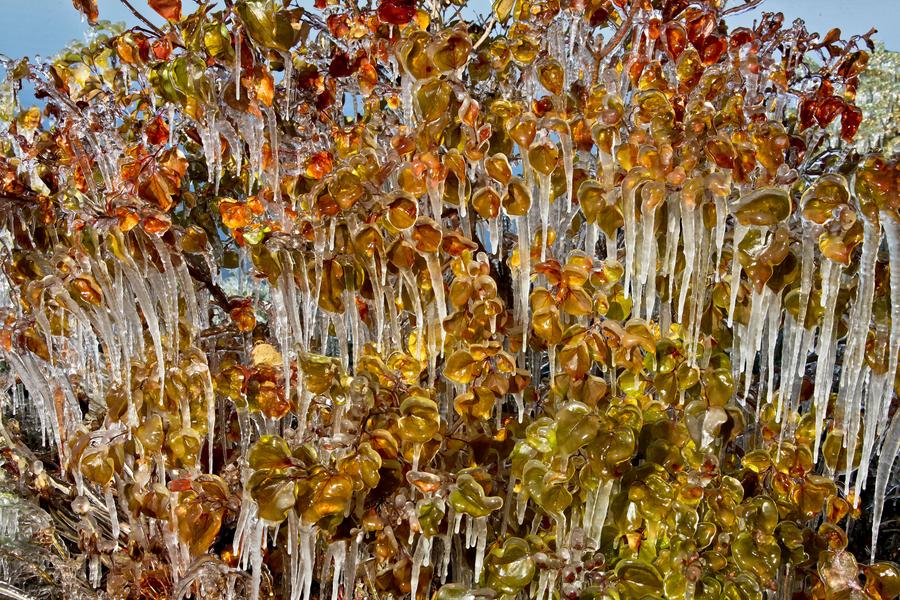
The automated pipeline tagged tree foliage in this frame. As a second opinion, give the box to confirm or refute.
[0,0,898,599]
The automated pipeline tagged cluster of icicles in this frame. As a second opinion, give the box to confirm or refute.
[0,4,898,600]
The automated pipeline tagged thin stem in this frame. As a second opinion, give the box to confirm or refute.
[119,0,166,37]
[473,17,497,51]
[721,0,765,16]
[592,2,640,83]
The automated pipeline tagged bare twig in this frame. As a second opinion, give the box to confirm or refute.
[118,0,166,37]
[592,1,640,83]
[185,256,232,308]
[722,0,766,17]
[473,17,497,51]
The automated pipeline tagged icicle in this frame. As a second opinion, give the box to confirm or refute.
[410,534,433,600]
[218,119,243,175]
[121,260,166,392]
[676,207,697,322]
[584,478,613,546]
[685,212,709,362]
[538,174,551,261]
[779,231,816,420]
[727,224,748,327]
[622,177,639,298]
[344,531,362,599]
[299,525,316,600]
[90,554,101,588]
[812,261,843,461]
[235,29,242,101]
[167,104,176,147]
[854,370,886,499]
[324,541,346,600]
[879,214,900,435]
[249,518,265,600]
[263,106,282,217]
[837,220,879,413]
[762,293,781,407]
[105,486,119,546]
[401,72,414,126]
[536,569,555,600]
[836,219,880,492]
[663,194,681,294]
[518,216,531,349]
[713,191,727,275]
[561,134,574,214]
[871,410,900,563]
[473,516,488,584]
[637,199,657,320]
[440,505,456,583]
[282,50,293,119]
[738,288,765,400]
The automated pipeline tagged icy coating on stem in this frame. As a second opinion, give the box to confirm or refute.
[0,0,897,598]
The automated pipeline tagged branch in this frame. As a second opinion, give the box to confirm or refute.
[592,1,640,83]
[722,0,765,17]
[185,255,232,309]
[473,17,496,51]
[119,0,166,37]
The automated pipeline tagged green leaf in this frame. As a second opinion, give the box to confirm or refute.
[449,474,503,518]
[248,471,298,522]
[555,401,599,456]
[249,435,293,471]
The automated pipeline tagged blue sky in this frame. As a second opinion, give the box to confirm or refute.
[0,0,896,60]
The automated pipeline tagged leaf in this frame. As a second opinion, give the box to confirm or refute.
[71,0,99,24]
[149,0,181,21]
[339,442,382,490]
[145,115,169,146]
[444,350,479,384]
[555,402,599,455]
[492,0,515,23]
[822,28,841,45]
[303,474,353,523]
[377,0,416,25]
[251,343,283,368]
[397,396,441,443]
[237,1,304,52]
[448,474,503,518]
[219,199,252,229]
[248,471,298,522]
[80,448,114,485]
[453,387,495,420]
[417,498,446,537]
[175,493,224,555]
[487,538,536,594]
[249,435,293,470]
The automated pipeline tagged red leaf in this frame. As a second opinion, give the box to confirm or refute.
[71,0,99,24]
[799,97,817,130]
[151,38,173,61]
[328,52,361,78]
[840,105,863,141]
[148,0,182,22]
[145,115,170,146]
[167,478,193,492]
[377,0,416,25]
[815,96,845,128]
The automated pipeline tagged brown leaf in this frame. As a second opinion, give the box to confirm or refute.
[149,0,182,22]
[72,0,99,24]
[822,28,841,45]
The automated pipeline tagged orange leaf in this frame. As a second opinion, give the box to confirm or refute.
[71,0,99,24]
[145,115,169,146]
[220,199,252,229]
[148,0,182,22]
[255,70,275,107]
